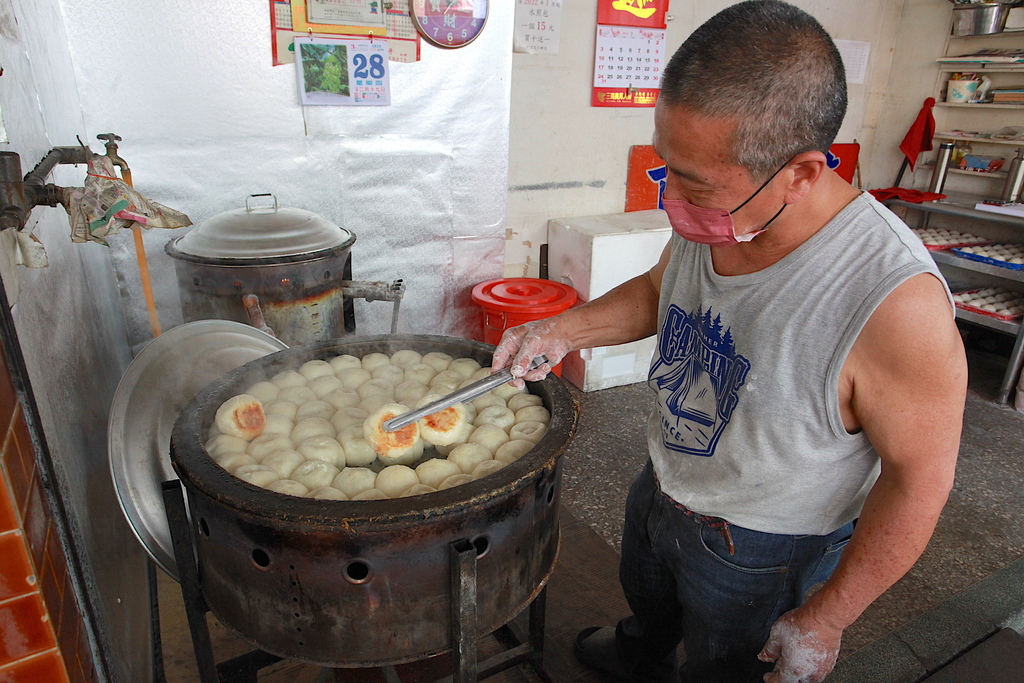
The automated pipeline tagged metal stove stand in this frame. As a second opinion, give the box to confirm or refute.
[160,479,551,682]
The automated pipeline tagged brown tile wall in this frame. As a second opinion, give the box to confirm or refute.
[0,339,97,683]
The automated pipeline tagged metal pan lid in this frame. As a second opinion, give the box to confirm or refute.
[170,194,354,260]
[107,320,287,579]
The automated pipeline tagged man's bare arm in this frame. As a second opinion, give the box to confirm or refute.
[761,273,967,682]
[493,240,674,380]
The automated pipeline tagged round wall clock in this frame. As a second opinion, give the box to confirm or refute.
[410,0,489,49]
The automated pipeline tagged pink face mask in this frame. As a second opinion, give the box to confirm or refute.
[663,163,788,247]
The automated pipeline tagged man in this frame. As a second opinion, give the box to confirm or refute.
[492,2,967,682]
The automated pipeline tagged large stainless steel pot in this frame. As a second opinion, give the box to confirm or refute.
[165,194,357,346]
[169,335,577,668]
[951,2,1014,35]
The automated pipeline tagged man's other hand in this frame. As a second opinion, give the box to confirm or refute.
[758,607,842,683]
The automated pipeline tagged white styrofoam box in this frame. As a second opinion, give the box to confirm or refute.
[562,338,658,392]
[1008,7,1024,30]
[547,209,672,302]
[547,210,671,391]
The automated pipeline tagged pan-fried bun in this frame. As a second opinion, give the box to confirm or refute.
[415,395,472,447]
[514,406,551,425]
[352,488,389,501]
[290,460,341,491]
[266,479,310,497]
[245,381,280,404]
[506,393,543,412]
[364,403,424,466]
[495,439,534,464]
[375,465,420,498]
[299,359,334,381]
[307,486,348,501]
[447,443,493,474]
[421,352,453,373]
[328,354,361,374]
[390,349,423,368]
[415,458,462,489]
[235,465,280,488]
[361,352,392,372]
[438,473,476,490]
[509,421,547,444]
[205,434,250,458]
[467,424,510,455]
[400,484,437,497]
[215,394,266,440]
[260,449,306,478]
[332,467,376,498]
[472,459,506,479]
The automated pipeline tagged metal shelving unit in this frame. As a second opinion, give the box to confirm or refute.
[934,134,1024,147]
[936,102,1024,110]
[930,247,1024,282]
[920,164,1009,179]
[931,27,1024,185]
[887,196,1024,228]
[885,197,1024,403]
[955,305,1022,336]
[910,13,1024,403]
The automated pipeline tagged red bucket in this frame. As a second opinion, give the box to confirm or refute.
[471,278,578,376]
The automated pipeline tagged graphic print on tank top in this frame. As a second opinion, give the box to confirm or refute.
[649,305,751,457]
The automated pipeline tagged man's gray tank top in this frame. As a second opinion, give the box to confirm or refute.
[647,192,952,535]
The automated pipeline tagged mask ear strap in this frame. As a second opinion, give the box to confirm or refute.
[758,204,787,232]
[730,162,788,215]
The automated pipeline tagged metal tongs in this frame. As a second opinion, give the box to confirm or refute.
[381,355,548,432]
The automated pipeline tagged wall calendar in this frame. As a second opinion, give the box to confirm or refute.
[592,25,666,108]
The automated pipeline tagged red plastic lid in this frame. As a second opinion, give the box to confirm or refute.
[471,278,578,314]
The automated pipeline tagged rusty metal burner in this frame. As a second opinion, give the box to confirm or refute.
[168,334,577,669]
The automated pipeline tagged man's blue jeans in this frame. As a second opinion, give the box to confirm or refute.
[615,461,854,682]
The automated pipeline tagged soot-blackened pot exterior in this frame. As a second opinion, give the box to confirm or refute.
[164,240,355,347]
[169,335,577,667]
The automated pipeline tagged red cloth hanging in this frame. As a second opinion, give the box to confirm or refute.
[898,98,936,172]
[868,187,946,203]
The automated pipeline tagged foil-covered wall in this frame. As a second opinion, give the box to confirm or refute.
[59,0,513,351]
[0,0,147,680]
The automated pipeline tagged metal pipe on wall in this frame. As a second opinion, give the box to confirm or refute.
[0,147,91,231]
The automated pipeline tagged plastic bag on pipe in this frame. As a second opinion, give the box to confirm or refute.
[0,227,48,268]
[60,154,192,245]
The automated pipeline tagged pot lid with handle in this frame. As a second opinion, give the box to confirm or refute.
[170,194,355,260]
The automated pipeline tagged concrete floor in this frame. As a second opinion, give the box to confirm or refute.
[556,329,1024,666]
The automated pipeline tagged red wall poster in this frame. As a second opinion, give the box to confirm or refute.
[597,0,669,29]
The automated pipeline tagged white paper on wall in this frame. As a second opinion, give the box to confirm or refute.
[514,0,562,55]
[834,39,871,85]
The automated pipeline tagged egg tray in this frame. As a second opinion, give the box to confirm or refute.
[951,246,1024,271]
[911,228,991,252]
[953,288,1024,322]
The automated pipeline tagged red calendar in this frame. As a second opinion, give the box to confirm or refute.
[592,25,666,108]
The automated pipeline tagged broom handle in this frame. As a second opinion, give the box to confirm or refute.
[119,167,163,337]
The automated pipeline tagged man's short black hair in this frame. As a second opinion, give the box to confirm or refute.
[659,0,847,180]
